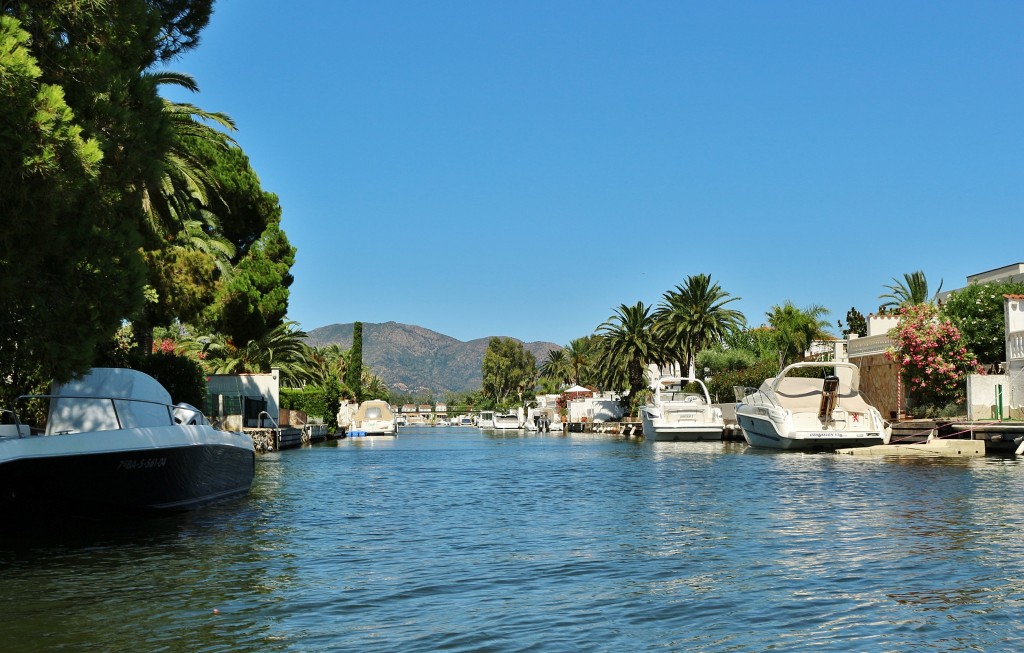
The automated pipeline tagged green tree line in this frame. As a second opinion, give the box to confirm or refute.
[0,3,386,422]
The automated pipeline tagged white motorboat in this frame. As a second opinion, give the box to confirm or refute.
[524,407,561,432]
[734,362,889,451]
[493,412,521,430]
[0,368,255,515]
[640,377,724,442]
[350,400,398,436]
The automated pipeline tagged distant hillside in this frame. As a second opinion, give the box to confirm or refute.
[306,322,560,396]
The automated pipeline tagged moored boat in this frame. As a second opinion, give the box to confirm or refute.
[350,400,398,436]
[734,362,889,451]
[493,412,521,430]
[641,377,724,442]
[0,368,255,515]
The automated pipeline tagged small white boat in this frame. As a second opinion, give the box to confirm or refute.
[640,377,724,442]
[0,368,255,515]
[476,410,495,429]
[493,412,521,430]
[524,407,561,432]
[350,400,397,436]
[734,362,889,451]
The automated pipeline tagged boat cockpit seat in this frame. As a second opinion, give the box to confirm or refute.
[173,403,204,426]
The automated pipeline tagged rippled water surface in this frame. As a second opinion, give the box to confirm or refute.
[4,427,1024,652]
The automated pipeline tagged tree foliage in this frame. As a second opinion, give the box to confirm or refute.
[720,327,777,363]
[212,216,295,346]
[886,303,983,408]
[594,302,662,399]
[539,348,570,387]
[843,307,867,338]
[181,321,308,376]
[481,337,537,409]
[654,274,745,376]
[766,302,832,370]
[0,13,144,399]
[879,270,941,312]
[346,322,364,401]
[0,2,295,403]
[941,280,1024,367]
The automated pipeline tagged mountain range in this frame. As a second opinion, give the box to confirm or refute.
[306,322,560,397]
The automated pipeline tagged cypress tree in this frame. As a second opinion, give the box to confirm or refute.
[346,322,363,401]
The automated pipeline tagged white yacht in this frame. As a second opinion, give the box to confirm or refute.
[0,368,255,515]
[734,362,889,451]
[640,377,724,442]
[350,400,398,436]
[492,412,521,430]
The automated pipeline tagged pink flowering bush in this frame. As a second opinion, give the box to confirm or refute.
[885,303,984,409]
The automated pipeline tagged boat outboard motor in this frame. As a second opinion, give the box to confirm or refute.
[818,375,840,422]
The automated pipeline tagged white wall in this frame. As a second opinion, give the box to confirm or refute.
[1005,296,1024,418]
[568,395,624,422]
[206,370,280,423]
[967,374,1009,420]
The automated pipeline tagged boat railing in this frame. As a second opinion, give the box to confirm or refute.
[5,393,210,438]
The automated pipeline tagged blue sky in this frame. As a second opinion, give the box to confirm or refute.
[165,1,1023,346]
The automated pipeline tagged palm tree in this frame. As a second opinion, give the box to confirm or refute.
[361,369,389,399]
[766,302,832,370]
[879,270,943,311]
[139,71,237,243]
[564,337,595,386]
[175,213,236,278]
[594,302,663,399]
[182,321,308,375]
[132,71,238,352]
[539,348,571,386]
[290,343,347,389]
[654,274,746,377]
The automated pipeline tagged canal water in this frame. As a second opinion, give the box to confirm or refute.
[3,427,1024,652]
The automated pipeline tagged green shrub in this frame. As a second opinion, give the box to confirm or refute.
[280,386,335,422]
[696,348,757,374]
[130,351,207,408]
[706,358,778,404]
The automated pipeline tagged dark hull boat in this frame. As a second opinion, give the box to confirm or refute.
[0,368,255,515]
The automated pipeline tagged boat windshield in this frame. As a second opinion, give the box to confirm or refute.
[10,393,181,436]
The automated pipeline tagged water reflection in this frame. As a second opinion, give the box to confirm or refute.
[4,429,1024,651]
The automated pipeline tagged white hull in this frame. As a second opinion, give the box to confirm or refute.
[352,421,397,436]
[492,415,521,430]
[641,377,723,442]
[735,411,884,451]
[640,409,723,442]
[351,400,397,435]
[734,362,889,451]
